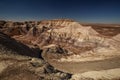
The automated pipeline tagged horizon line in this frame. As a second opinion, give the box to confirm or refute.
[0,19,120,24]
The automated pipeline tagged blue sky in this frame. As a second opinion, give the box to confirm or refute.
[0,0,120,23]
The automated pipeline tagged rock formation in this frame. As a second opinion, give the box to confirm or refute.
[0,19,120,80]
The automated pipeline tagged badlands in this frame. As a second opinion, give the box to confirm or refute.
[0,19,120,80]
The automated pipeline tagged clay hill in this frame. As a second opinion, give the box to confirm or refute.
[0,19,120,80]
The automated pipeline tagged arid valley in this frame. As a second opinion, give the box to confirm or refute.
[0,19,120,80]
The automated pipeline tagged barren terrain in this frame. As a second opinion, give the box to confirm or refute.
[0,19,120,80]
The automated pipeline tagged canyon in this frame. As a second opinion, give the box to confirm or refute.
[0,19,120,80]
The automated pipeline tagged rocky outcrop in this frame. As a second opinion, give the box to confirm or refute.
[1,19,120,61]
[0,51,71,80]
[38,19,120,74]
[0,20,73,79]
[0,19,120,77]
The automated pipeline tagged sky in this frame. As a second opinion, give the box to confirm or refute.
[0,0,120,23]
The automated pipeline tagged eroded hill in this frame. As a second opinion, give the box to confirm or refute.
[0,19,120,80]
